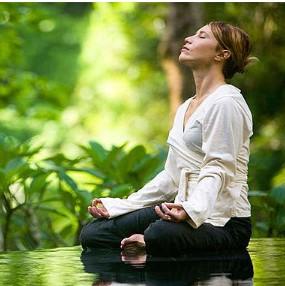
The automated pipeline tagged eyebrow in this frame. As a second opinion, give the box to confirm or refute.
[196,30,209,36]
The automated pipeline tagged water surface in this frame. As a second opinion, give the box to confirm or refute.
[0,238,284,286]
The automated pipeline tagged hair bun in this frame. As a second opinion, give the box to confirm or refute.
[244,56,260,68]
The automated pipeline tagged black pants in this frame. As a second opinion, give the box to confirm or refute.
[79,206,251,256]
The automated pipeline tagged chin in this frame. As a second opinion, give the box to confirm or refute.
[178,55,192,66]
[178,54,186,62]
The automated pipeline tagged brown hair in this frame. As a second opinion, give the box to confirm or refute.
[209,21,256,79]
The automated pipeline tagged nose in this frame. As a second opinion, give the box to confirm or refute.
[184,36,193,44]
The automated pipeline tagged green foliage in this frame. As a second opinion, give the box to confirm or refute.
[250,185,285,237]
[0,3,90,147]
[0,133,165,250]
[0,133,48,250]
[79,141,164,198]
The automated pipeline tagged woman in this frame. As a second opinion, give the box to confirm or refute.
[80,21,255,256]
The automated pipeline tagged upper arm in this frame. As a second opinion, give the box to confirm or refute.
[200,97,245,187]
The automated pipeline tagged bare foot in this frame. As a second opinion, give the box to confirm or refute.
[120,234,146,249]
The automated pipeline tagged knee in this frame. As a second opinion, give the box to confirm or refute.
[79,220,100,248]
[144,221,172,254]
[145,221,164,240]
[79,222,91,248]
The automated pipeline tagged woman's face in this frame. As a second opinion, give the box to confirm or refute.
[179,24,221,68]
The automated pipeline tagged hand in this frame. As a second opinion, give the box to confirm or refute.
[155,202,189,223]
[88,198,110,218]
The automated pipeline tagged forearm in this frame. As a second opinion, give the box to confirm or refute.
[101,169,177,218]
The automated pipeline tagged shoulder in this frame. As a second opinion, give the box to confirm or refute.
[207,85,252,120]
[202,86,253,135]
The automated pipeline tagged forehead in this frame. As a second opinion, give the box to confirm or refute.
[196,24,212,35]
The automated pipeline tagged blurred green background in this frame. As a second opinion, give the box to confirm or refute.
[1,2,285,251]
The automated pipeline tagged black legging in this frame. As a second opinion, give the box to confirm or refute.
[79,206,251,256]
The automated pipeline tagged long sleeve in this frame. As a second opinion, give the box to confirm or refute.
[101,147,178,218]
[181,97,247,228]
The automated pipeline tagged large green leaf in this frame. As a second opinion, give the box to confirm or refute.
[132,156,162,184]
[116,145,146,178]
[44,153,81,167]
[58,169,79,192]
[68,167,105,179]
[18,141,42,157]
[57,169,90,209]
[27,173,50,201]
[105,143,127,165]
[88,141,108,164]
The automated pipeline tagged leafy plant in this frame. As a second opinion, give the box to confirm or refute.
[249,185,285,237]
[0,134,51,250]
[40,153,93,245]
[78,141,164,198]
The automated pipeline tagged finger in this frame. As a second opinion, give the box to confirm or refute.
[161,204,180,222]
[155,205,166,219]
[155,205,171,221]
[161,203,172,214]
[88,206,99,218]
[93,206,105,217]
[120,237,135,248]
[88,206,97,217]
[97,206,109,218]
[161,203,174,219]
[163,203,180,220]
[88,206,102,218]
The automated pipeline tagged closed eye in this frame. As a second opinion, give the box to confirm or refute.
[196,30,208,39]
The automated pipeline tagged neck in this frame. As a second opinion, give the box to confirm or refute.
[192,67,226,100]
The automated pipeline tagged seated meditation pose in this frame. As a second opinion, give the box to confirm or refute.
[80,21,255,256]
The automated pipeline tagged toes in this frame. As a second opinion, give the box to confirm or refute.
[120,234,145,249]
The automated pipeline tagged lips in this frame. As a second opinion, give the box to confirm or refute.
[181,46,190,53]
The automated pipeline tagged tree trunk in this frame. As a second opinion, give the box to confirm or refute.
[159,3,204,121]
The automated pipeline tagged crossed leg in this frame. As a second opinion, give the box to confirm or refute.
[80,207,250,256]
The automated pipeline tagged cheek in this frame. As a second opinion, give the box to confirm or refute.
[193,43,217,58]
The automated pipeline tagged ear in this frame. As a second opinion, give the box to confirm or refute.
[214,49,231,62]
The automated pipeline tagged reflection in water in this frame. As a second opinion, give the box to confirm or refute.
[2,239,283,286]
[0,246,94,286]
[81,248,253,286]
